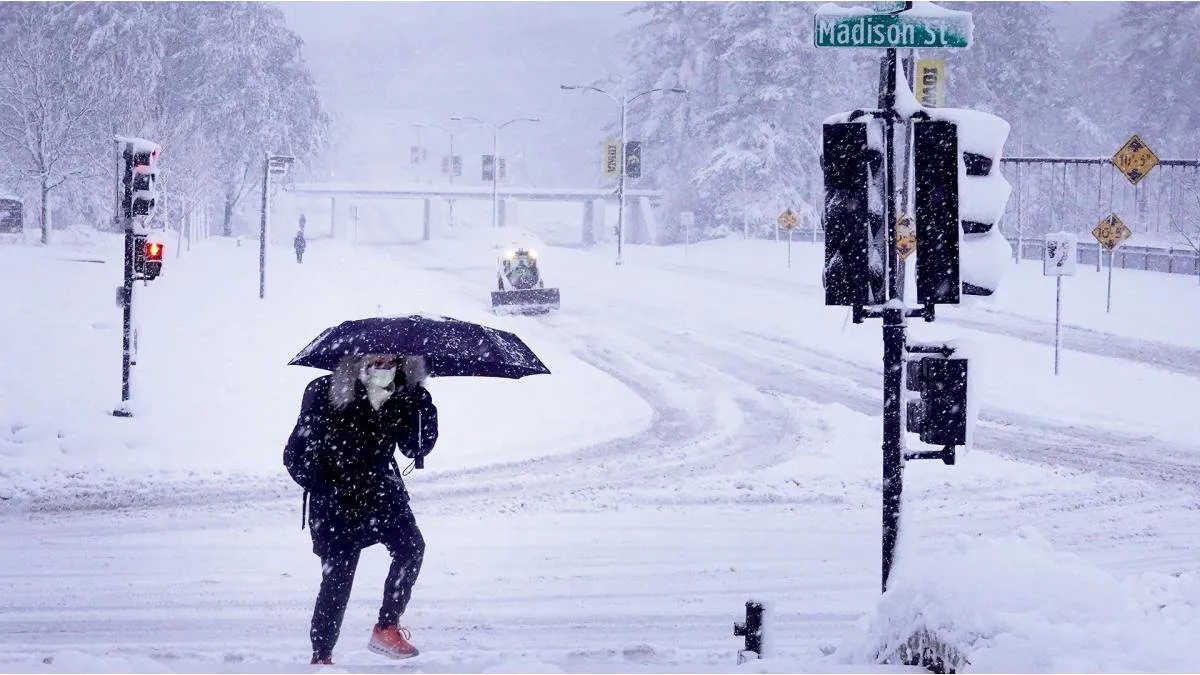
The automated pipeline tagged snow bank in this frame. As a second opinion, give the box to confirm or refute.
[840,527,1200,672]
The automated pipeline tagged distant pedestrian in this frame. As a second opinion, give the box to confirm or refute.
[294,228,307,264]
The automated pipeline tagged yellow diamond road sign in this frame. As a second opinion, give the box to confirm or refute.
[895,215,916,260]
[777,208,799,230]
[1112,134,1159,186]
[1092,214,1132,251]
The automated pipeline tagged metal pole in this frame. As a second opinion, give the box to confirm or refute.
[448,132,456,228]
[112,127,121,232]
[491,126,499,228]
[176,195,186,257]
[259,154,269,299]
[787,228,792,267]
[879,47,905,595]
[1106,247,1114,313]
[1015,161,1023,264]
[115,142,134,416]
[1054,275,1062,375]
[617,97,628,265]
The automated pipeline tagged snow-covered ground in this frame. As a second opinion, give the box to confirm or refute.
[2,211,1199,673]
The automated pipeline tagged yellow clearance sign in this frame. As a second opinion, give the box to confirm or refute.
[915,59,945,108]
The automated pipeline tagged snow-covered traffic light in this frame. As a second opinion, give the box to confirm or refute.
[905,353,968,447]
[912,109,1012,300]
[133,234,164,281]
[912,120,960,305]
[144,240,164,280]
[122,140,161,218]
[822,121,885,307]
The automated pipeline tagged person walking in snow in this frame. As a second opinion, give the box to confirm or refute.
[283,354,438,665]
[294,216,307,264]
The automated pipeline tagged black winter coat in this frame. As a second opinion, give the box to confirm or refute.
[284,374,438,557]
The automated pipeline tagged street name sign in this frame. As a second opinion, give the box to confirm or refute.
[814,5,972,49]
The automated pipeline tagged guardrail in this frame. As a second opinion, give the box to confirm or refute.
[786,229,1200,278]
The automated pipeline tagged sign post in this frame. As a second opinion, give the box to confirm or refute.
[778,208,799,268]
[1092,213,1131,313]
[260,154,294,299]
[1043,232,1077,375]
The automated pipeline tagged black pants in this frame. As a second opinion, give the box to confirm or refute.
[296,249,305,263]
[309,513,425,659]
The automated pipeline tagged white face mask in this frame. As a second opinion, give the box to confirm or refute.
[365,367,396,388]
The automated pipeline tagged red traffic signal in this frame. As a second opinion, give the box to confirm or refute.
[145,241,164,261]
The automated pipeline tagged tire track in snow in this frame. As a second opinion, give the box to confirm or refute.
[418,244,1200,491]
[654,259,1200,380]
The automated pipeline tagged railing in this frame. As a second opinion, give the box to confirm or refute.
[1014,237,1200,277]
[786,229,1200,278]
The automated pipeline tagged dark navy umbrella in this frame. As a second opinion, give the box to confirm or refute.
[288,314,551,378]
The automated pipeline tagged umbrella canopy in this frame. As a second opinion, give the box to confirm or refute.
[288,314,550,379]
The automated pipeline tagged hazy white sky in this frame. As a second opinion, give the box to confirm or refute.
[276,1,1119,187]
[276,1,638,186]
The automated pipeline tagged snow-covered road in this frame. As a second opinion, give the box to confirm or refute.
[2,226,1199,672]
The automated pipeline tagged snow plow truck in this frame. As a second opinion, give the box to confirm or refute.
[491,247,561,314]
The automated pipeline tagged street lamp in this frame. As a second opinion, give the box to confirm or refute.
[416,122,457,227]
[561,84,686,265]
[449,115,539,228]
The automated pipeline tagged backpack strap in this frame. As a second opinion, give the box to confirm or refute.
[301,489,309,531]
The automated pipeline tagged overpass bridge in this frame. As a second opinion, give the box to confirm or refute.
[281,182,667,245]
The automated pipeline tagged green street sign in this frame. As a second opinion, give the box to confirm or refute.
[814,9,972,49]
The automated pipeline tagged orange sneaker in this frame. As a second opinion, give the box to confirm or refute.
[368,624,419,659]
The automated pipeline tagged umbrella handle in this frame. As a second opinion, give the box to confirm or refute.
[415,454,424,470]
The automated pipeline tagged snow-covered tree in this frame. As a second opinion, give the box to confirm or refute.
[0,2,329,239]
[0,4,105,243]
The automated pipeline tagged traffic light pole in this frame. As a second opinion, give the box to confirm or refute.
[113,141,136,417]
[616,97,628,265]
[879,46,907,595]
[260,153,269,299]
[115,208,135,417]
[491,126,499,228]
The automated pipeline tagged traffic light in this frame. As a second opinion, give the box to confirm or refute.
[913,120,960,305]
[905,354,968,447]
[144,240,164,280]
[122,140,161,219]
[822,121,885,307]
[624,141,642,179]
[498,157,507,181]
[913,109,1012,300]
[482,154,495,182]
[133,234,164,281]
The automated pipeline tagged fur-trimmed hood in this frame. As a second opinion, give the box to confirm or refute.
[329,354,429,409]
